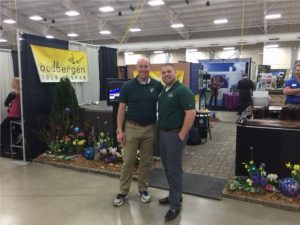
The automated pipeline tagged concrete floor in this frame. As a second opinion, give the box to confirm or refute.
[1,157,299,225]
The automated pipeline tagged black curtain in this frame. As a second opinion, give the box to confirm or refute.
[98,46,117,100]
[21,33,68,160]
[11,50,19,76]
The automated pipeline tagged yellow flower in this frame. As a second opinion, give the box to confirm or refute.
[249,160,254,165]
[293,164,300,171]
[72,141,77,145]
[244,165,248,169]
[285,162,291,169]
[292,170,297,175]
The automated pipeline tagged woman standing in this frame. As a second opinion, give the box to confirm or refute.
[0,78,21,157]
[209,77,219,107]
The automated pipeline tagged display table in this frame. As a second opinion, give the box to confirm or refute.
[80,101,113,135]
[235,119,300,178]
[223,93,239,110]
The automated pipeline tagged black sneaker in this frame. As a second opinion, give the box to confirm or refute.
[113,193,128,206]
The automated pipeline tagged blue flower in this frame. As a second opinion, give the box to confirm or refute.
[74,127,80,133]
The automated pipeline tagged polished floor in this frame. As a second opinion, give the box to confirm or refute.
[0,157,299,225]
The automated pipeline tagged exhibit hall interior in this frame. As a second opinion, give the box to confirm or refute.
[1,1,300,224]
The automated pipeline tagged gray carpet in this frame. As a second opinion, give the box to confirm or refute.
[149,168,226,200]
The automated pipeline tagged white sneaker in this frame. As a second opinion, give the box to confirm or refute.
[138,191,151,203]
[113,193,128,206]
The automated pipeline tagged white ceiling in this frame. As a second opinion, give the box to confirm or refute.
[1,0,300,51]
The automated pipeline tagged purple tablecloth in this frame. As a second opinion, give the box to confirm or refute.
[223,93,239,110]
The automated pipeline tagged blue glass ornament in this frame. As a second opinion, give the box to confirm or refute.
[278,178,300,197]
[64,107,71,113]
[84,147,95,160]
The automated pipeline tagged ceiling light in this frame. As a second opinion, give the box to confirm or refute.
[45,35,54,39]
[148,0,164,6]
[205,0,210,7]
[0,38,7,42]
[129,28,141,32]
[265,44,279,48]
[153,50,164,54]
[99,6,114,12]
[223,47,235,50]
[3,19,16,24]
[265,14,281,19]
[29,15,43,21]
[125,52,134,55]
[99,30,111,35]
[67,33,78,37]
[214,19,228,24]
[187,49,198,52]
[171,23,184,28]
[65,11,80,16]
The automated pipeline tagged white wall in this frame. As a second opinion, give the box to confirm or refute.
[263,46,292,69]
[186,50,210,63]
[117,43,300,70]
[149,53,169,64]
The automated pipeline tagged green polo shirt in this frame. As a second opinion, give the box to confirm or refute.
[158,80,195,129]
[119,77,163,124]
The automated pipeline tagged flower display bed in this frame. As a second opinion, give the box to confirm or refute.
[33,154,161,177]
[223,181,300,212]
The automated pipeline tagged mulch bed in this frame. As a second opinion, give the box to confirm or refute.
[33,154,161,175]
[223,182,300,212]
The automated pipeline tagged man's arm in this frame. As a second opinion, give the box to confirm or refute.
[178,109,196,141]
[283,86,300,96]
[116,102,127,144]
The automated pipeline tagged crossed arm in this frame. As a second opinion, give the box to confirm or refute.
[283,86,300,96]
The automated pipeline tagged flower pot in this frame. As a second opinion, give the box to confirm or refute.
[84,147,95,160]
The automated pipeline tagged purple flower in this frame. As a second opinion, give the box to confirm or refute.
[260,177,267,187]
[252,175,260,186]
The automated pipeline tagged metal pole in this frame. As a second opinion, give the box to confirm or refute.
[16,30,26,162]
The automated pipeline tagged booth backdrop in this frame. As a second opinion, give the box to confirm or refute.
[21,33,69,160]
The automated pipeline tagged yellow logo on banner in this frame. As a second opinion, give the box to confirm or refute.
[30,44,89,83]
[133,70,184,83]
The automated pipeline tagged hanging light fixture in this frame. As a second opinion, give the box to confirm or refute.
[206,0,210,7]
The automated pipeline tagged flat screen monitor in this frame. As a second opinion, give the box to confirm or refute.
[106,78,130,105]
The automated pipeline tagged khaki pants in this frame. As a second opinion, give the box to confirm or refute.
[119,122,155,194]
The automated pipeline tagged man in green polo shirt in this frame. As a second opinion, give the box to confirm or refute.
[158,63,196,221]
[113,57,163,206]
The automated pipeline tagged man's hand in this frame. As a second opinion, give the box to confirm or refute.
[117,132,126,144]
[178,132,185,141]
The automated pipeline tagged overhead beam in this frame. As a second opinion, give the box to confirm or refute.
[1,6,66,40]
[61,0,122,42]
[159,4,190,39]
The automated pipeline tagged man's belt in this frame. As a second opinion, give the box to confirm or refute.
[160,128,181,132]
[126,120,154,127]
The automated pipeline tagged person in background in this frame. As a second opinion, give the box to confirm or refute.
[158,63,196,221]
[237,73,254,115]
[0,77,21,156]
[283,64,300,108]
[209,76,219,107]
[113,57,163,206]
